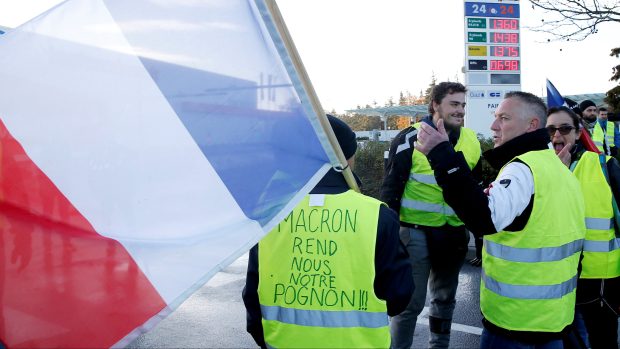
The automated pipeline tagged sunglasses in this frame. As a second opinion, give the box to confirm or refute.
[546,125,575,136]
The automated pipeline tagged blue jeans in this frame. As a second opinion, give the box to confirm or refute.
[480,329,564,349]
[389,226,468,349]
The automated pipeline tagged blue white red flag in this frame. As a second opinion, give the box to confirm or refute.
[0,1,340,347]
[546,79,565,108]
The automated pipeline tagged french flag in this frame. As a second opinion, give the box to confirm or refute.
[546,79,565,108]
[0,1,340,347]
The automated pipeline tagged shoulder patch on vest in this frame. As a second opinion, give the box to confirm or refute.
[309,194,325,207]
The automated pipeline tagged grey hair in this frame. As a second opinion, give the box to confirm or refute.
[504,91,548,128]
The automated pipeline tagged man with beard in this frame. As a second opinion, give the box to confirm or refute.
[415,91,585,348]
[580,100,605,153]
[381,82,481,349]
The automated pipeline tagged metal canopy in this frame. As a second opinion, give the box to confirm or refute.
[346,93,608,118]
[345,105,428,117]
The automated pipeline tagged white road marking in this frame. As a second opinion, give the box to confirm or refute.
[416,306,483,336]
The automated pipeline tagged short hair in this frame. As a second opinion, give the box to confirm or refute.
[428,82,467,114]
[599,107,608,112]
[548,106,582,131]
[504,91,547,128]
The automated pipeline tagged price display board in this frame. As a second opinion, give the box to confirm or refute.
[463,0,521,136]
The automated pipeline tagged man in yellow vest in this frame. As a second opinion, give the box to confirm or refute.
[242,115,414,348]
[580,99,606,153]
[416,91,586,348]
[381,82,481,349]
[598,107,618,156]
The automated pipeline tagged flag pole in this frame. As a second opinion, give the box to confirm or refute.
[263,0,360,192]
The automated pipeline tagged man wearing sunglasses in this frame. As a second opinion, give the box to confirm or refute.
[415,91,586,349]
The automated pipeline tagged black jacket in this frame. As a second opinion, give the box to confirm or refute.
[426,128,552,237]
[427,128,582,342]
[380,116,482,228]
[242,169,414,348]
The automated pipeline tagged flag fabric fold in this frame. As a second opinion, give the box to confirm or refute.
[0,1,337,347]
[546,79,565,108]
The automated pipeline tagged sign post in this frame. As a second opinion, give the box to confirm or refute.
[463,0,521,136]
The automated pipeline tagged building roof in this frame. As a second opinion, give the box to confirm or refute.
[346,93,608,117]
[345,105,428,117]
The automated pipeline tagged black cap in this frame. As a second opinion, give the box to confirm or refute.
[579,99,596,112]
[327,115,357,160]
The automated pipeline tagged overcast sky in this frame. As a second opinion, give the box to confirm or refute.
[1,0,617,112]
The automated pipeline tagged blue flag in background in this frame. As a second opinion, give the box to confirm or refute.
[546,79,565,108]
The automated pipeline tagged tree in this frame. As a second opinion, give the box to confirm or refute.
[529,0,620,41]
[399,91,407,106]
[423,73,437,104]
[527,1,620,112]
[605,47,620,111]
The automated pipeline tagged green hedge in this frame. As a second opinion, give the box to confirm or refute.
[353,136,497,200]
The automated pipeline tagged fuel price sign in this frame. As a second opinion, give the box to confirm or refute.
[464,0,521,136]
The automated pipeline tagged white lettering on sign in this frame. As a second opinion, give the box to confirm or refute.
[469,90,485,98]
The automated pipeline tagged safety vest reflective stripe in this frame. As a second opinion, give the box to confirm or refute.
[583,238,620,253]
[483,271,578,300]
[585,217,614,230]
[484,239,584,263]
[408,173,437,185]
[605,122,615,145]
[260,305,389,328]
[401,198,455,216]
[594,141,604,146]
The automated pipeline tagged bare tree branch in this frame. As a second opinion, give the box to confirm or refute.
[528,0,620,40]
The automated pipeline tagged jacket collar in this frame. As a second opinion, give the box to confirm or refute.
[484,128,551,170]
[310,168,361,195]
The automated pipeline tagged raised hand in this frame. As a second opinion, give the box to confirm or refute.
[557,142,573,168]
[415,119,449,155]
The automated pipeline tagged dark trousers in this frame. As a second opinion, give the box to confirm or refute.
[578,301,619,349]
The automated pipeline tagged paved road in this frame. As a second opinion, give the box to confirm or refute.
[127,245,619,348]
[127,248,484,348]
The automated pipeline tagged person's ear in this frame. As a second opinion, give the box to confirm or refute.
[529,117,540,131]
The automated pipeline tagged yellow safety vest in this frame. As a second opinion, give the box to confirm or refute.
[400,124,480,227]
[481,149,585,332]
[571,151,620,279]
[258,190,390,348]
[603,121,616,154]
[592,122,605,153]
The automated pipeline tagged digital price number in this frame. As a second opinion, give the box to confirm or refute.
[490,19,519,30]
[490,60,520,71]
[490,46,519,57]
[490,32,519,43]
[465,2,520,18]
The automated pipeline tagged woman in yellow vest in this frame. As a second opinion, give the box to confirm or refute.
[547,106,620,349]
